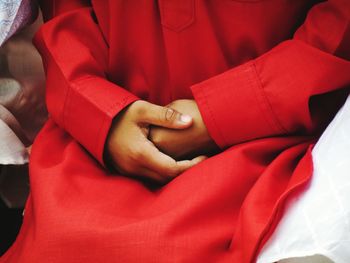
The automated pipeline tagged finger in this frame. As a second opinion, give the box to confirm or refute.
[138,156,207,183]
[176,155,208,173]
[147,155,207,182]
[139,141,207,178]
[139,102,193,129]
[137,140,183,178]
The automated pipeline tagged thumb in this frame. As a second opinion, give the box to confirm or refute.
[140,102,193,129]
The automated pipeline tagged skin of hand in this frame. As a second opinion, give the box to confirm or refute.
[149,99,219,160]
[105,100,207,184]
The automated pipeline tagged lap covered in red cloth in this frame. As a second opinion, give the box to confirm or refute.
[1,0,350,262]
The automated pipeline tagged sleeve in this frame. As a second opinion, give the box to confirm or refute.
[191,0,350,149]
[34,0,139,165]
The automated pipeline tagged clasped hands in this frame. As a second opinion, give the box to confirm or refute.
[105,99,218,183]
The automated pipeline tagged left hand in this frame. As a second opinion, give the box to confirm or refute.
[149,99,219,160]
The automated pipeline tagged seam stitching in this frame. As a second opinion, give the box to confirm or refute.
[159,0,195,32]
[41,34,71,131]
[200,85,229,147]
[252,62,288,133]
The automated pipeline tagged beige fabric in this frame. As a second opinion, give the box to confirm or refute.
[279,255,333,263]
[0,13,46,165]
[0,13,46,208]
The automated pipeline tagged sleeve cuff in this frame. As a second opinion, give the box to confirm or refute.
[65,76,138,166]
[191,61,283,149]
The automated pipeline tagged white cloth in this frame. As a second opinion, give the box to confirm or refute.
[0,0,29,164]
[0,9,46,165]
[257,95,350,263]
[0,0,35,45]
[0,118,28,164]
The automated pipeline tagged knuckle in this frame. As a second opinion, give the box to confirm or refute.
[164,164,179,178]
[135,104,147,119]
[150,132,164,146]
[163,107,177,123]
[130,100,149,120]
[129,147,143,161]
[151,134,161,146]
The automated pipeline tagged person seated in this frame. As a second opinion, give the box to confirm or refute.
[2,1,350,262]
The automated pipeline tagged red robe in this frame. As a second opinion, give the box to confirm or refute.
[2,0,350,262]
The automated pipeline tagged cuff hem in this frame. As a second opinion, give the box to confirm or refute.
[191,61,283,149]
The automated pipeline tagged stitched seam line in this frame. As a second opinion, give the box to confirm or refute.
[247,63,276,133]
[41,34,70,131]
[159,0,195,32]
[199,85,229,148]
[41,38,123,158]
[252,62,288,133]
[95,96,133,159]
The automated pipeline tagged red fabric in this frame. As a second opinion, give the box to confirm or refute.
[2,0,350,262]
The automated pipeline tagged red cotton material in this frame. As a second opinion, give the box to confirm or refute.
[1,0,350,262]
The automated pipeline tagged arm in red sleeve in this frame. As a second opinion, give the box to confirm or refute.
[191,0,350,149]
[34,0,138,165]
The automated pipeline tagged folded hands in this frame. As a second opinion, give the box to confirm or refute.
[105,99,218,183]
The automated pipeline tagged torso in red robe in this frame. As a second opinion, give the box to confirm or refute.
[2,0,350,262]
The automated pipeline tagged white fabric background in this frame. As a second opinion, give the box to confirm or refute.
[257,95,350,263]
[0,0,35,46]
[0,119,28,164]
[0,0,22,45]
[0,10,45,165]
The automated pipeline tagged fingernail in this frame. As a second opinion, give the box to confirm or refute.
[179,114,192,123]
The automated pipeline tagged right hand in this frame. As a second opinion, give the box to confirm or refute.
[105,100,207,183]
